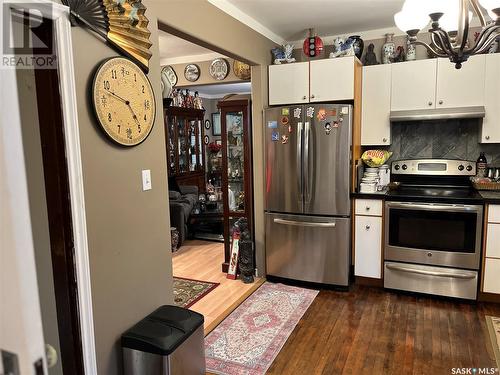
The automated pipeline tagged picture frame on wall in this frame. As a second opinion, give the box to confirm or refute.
[215,140,222,146]
[212,112,221,136]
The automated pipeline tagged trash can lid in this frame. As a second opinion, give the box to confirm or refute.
[121,305,204,356]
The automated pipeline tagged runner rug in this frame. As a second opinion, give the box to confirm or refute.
[486,316,500,370]
[205,282,319,375]
[172,276,219,308]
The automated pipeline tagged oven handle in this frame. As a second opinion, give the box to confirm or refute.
[386,201,482,213]
[273,218,336,228]
[386,264,476,279]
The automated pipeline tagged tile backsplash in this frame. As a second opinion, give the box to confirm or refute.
[382,119,500,166]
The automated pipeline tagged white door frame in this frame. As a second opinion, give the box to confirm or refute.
[2,1,97,373]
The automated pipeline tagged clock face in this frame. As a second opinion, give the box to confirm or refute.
[92,57,156,146]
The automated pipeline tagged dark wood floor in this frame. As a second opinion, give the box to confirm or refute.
[268,286,500,374]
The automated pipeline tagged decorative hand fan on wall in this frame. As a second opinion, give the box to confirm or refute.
[62,0,152,72]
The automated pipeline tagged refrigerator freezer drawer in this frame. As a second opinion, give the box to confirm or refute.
[265,213,350,286]
[384,262,478,300]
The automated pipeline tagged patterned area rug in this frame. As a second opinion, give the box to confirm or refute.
[205,282,318,375]
[173,276,219,308]
[486,316,500,370]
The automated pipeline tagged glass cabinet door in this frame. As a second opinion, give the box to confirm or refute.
[226,111,245,213]
[177,118,188,173]
[197,119,203,170]
[188,120,196,171]
[167,116,176,175]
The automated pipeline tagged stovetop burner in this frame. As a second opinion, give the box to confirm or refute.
[387,159,483,204]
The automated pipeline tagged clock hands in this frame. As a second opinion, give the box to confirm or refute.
[105,89,129,105]
[105,88,142,128]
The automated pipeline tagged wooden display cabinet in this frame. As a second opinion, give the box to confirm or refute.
[218,99,254,272]
[164,106,206,191]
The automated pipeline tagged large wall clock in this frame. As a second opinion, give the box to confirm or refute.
[92,57,156,146]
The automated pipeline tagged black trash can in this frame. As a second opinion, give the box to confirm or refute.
[121,305,205,375]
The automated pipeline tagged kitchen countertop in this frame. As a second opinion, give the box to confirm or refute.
[478,191,500,204]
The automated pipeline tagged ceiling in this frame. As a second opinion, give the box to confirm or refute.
[158,30,226,65]
[210,0,406,42]
[184,82,252,98]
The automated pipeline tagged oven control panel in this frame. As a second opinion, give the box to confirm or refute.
[392,159,476,176]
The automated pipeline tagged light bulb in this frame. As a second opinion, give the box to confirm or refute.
[394,10,430,32]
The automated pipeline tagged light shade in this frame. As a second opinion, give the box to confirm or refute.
[394,10,430,32]
[440,9,473,32]
[479,0,500,11]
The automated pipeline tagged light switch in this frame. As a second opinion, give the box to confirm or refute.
[142,170,152,191]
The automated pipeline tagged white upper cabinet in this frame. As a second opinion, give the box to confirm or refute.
[391,59,437,111]
[268,62,309,106]
[310,57,355,102]
[436,55,485,109]
[482,54,500,143]
[361,64,391,145]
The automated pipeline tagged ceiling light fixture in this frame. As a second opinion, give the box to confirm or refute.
[394,0,500,68]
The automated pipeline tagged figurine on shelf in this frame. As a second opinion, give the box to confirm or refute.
[171,88,181,107]
[193,91,203,110]
[183,90,194,108]
[271,44,296,64]
[236,191,245,210]
[390,46,406,63]
[362,43,379,65]
[329,37,355,58]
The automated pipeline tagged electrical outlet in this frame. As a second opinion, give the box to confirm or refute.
[142,170,152,191]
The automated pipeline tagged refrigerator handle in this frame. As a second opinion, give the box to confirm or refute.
[304,121,310,203]
[297,122,303,202]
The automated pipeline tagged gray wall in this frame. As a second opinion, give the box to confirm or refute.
[385,120,500,165]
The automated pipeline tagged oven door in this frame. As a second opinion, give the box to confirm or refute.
[384,201,483,270]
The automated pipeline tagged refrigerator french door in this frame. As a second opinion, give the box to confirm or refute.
[264,104,352,286]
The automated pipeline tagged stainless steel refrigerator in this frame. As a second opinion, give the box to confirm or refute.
[265,104,352,286]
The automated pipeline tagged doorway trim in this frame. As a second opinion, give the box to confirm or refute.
[6,0,97,373]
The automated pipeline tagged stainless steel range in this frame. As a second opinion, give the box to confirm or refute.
[384,159,483,300]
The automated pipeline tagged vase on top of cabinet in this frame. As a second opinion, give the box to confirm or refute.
[218,97,254,273]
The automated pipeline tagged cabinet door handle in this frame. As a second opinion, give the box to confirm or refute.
[311,94,315,99]
[365,206,370,211]
[486,135,490,140]
[365,225,371,230]
[428,101,433,106]
[383,138,387,143]
[302,95,307,100]
[439,100,443,105]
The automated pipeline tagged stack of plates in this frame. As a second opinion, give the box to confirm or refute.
[360,167,379,193]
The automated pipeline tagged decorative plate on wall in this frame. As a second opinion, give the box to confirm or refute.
[209,58,229,80]
[233,60,251,80]
[184,64,200,82]
[204,135,210,145]
[162,65,177,87]
[204,119,211,130]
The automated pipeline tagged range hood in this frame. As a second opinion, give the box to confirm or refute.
[390,106,485,122]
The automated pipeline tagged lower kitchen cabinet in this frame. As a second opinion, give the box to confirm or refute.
[482,204,500,295]
[484,258,500,294]
[354,214,382,279]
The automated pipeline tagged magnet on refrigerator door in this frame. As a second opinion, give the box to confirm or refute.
[317,108,327,121]
[341,106,349,115]
[280,116,289,125]
[293,107,301,118]
[306,106,314,118]
[288,125,292,133]
[281,134,289,144]
[281,108,289,116]
[324,122,332,135]
[268,120,278,128]
[271,131,280,141]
